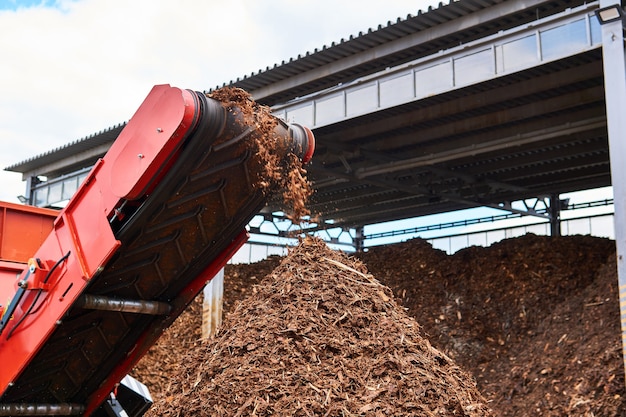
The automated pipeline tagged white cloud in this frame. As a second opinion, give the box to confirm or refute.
[0,0,434,203]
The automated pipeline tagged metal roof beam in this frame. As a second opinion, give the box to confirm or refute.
[308,164,485,212]
[353,116,607,179]
[316,60,603,144]
[16,143,111,181]
[316,140,529,196]
[351,86,606,155]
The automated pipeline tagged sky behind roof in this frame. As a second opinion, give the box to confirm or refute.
[0,0,436,203]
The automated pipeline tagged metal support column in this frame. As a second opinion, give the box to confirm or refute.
[598,0,626,386]
[24,176,38,205]
[354,226,365,252]
[549,194,562,237]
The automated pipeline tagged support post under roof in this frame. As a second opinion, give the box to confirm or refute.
[550,194,562,237]
[598,0,626,387]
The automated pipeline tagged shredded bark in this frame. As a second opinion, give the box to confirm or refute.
[145,238,492,416]
[207,87,312,222]
[134,233,625,416]
[360,234,621,416]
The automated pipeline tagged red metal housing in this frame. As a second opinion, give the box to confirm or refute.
[0,84,314,416]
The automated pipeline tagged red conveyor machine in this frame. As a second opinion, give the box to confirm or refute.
[0,85,314,417]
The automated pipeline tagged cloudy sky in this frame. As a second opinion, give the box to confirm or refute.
[0,0,438,203]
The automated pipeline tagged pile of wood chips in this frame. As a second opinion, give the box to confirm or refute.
[359,234,623,416]
[131,257,282,395]
[135,233,625,416]
[145,237,492,416]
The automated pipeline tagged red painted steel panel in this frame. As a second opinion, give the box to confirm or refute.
[107,86,199,200]
[0,201,57,263]
[0,261,24,322]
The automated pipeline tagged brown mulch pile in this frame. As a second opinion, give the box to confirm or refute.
[494,254,624,416]
[144,238,493,416]
[130,256,282,395]
[130,297,203,395]
[134,233,625,416]
[359,234,623,416]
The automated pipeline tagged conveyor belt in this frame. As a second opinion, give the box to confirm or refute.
[0,90,313,415]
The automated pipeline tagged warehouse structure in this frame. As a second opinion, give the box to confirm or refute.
[6,0,626,375]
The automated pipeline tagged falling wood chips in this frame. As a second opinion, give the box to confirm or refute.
[146,237,492,416]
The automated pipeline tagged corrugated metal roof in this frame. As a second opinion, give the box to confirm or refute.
[219,0,586,105]
[5,123,125,174]
[296,48,609,228]
[214,0,498,91]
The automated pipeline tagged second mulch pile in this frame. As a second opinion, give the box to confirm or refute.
[146,238,492,416]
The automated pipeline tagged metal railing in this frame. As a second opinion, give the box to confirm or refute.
[230,198,615,263]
